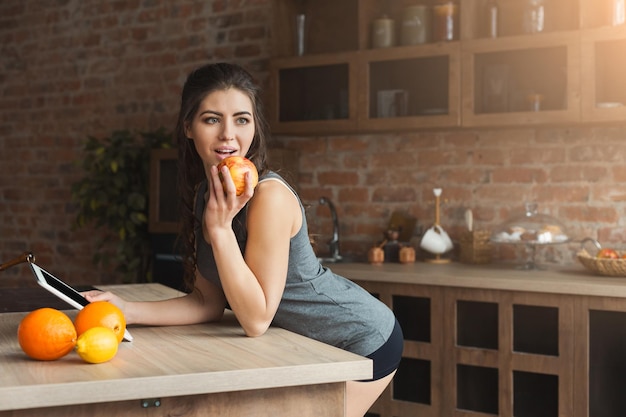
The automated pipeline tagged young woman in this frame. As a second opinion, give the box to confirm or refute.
[85,62,403,417]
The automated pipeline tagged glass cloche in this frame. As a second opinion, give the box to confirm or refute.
[491,202,569,245]
[491,202,570,269]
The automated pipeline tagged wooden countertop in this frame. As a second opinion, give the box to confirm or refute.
[0,283,371,412]
[328,261,626,298]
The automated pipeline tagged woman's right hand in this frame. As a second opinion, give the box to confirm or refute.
[204,164,255,235]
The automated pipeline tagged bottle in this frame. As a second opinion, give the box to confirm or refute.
[486,0,499,38]
[523,0,545,34]
[432,0,459,42]
[613,0,626,26]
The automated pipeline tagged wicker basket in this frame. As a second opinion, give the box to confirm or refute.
[459,230,492,264]
[577,249,626,277]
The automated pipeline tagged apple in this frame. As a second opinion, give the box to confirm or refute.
[597,248,619,259]
[217,156,259,196]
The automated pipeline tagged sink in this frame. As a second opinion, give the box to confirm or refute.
[318,256,343,264]
[317,255,360,264]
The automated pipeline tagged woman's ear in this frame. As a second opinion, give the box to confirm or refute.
[184,122,192,140]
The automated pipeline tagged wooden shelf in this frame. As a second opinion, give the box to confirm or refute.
[269,0,626,135]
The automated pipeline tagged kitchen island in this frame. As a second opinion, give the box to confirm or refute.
[0,283,371,417]
[328,261,626,417]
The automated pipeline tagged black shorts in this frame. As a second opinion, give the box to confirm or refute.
[363,318,403,381]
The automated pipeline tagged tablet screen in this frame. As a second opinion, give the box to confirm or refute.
[41,267,89,307]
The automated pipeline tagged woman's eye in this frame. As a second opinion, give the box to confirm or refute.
[236,117,250,125]
[204,117,219,124]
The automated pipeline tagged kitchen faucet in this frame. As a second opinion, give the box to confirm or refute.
[318,196,342,263]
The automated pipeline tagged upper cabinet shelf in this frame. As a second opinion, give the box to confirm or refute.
[580,26,626,122]
[269,0,626,135]
[461,32,581,127]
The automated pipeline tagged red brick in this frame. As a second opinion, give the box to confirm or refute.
[338,187,369,203]
[317,171,359,186]
[612,166,626,182]
[510,147,566,165]
[372,187,417,203]
[560,206,619,223]
[492,167,548,183]
[534,185,590,202]
[550,166,608,182]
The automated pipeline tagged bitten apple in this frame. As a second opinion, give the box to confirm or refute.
[217,156,259,196]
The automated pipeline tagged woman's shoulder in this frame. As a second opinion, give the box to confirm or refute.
[257,171,298,200]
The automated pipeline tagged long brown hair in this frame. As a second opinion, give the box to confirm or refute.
[175,62,270,290]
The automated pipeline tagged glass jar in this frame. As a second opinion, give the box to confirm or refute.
[523,0,545,34]
[613,0,626,25]
[485,0,499,38]
[432,1,459,42]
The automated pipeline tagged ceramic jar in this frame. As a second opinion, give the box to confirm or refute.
[401,5,431,45]
[372,16,396,48]
[368,247,385,264]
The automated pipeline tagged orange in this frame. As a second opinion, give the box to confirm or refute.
[75,326,119,364]
[74,301,126,343]
[17,308,77,361]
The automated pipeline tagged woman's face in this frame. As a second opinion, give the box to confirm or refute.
[185,88,255,175]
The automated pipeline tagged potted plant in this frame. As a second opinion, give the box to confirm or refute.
[71,128,173,282]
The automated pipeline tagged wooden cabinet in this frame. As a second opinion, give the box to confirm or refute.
[355,281,575,417]
[358,44,461,131]
[461,32,581,127]
[268,54,359,135]
[580,26,626,123]
[269,0,626,134]
[329,261,626,417]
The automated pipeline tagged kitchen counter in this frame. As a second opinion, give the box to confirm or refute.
[0,283,370,417]
[328,261,626,298]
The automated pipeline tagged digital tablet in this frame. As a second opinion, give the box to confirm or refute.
[29,262,133,342]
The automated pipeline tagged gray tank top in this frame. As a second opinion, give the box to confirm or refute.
[195,171,395,356]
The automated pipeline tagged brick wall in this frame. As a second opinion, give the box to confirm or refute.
[1,1,625,287]
[0,0,272,286]
[284,126,626,266]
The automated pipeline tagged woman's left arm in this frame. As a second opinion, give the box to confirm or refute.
[206,168,300,337]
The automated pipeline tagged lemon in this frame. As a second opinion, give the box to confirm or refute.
[75,326,119,364]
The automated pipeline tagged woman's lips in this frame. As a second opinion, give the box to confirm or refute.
[214,149,238,161]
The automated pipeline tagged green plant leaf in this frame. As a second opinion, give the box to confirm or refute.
[71,128,174,282]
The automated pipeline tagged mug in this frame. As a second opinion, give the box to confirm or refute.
[420,225,453,254]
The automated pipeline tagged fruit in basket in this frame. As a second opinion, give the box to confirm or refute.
[17,308,77,361]
[75,327,119,364]
[597,248,619,259]
[74,301,126,343]
[217,156,258,196]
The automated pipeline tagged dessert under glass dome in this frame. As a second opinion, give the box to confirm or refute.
[491,202,570,269]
